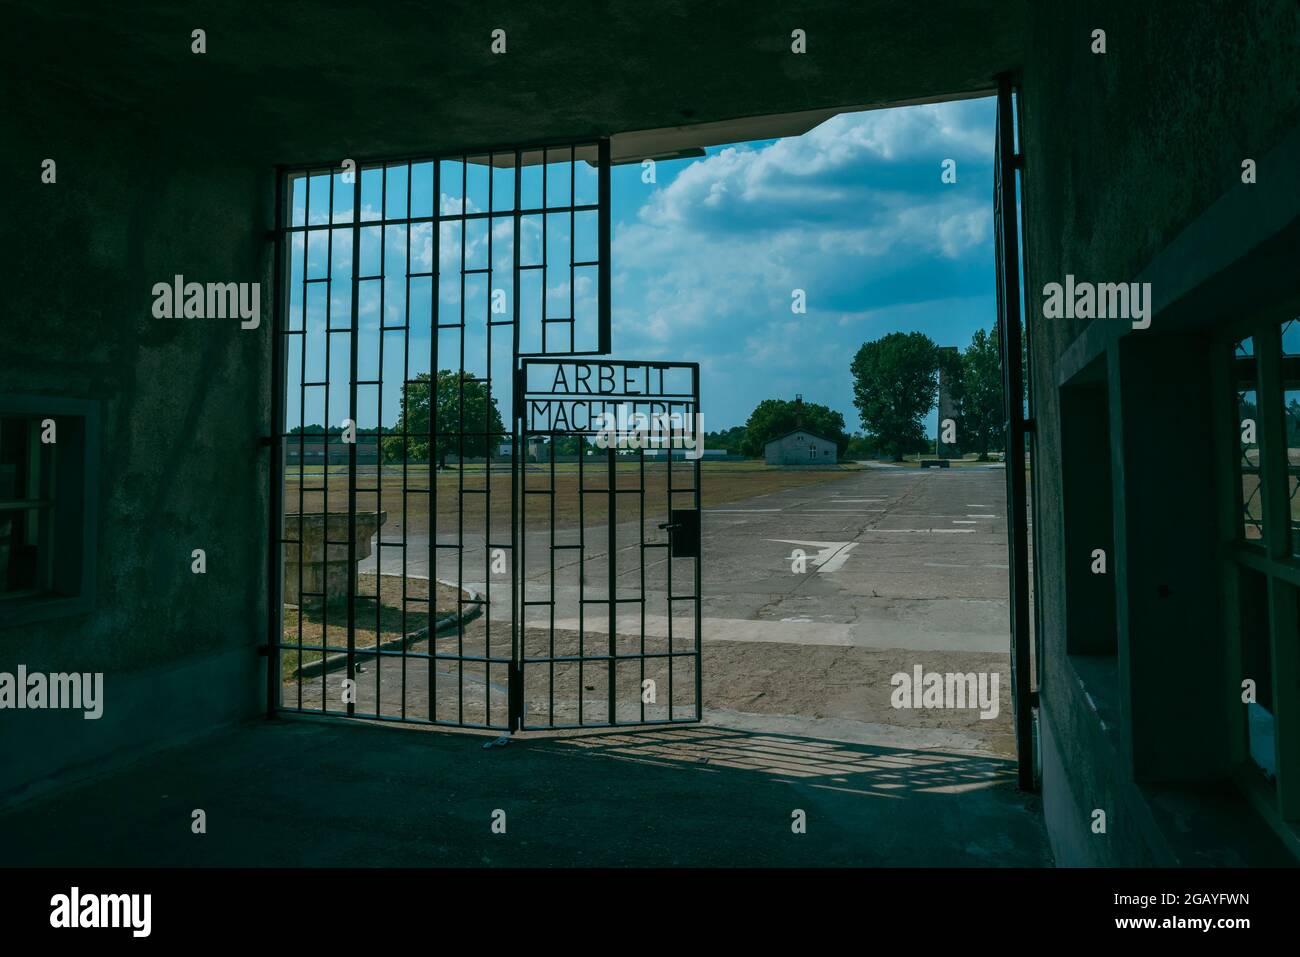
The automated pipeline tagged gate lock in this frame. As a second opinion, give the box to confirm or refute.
[658,508,701,559]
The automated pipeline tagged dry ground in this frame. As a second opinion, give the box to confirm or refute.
[281,573,458,672]
[284,462,861,541]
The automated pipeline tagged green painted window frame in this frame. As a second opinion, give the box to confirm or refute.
[1214,299,1300,825]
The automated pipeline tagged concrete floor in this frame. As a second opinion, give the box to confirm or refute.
[0,711,1050,867]
[363,464,1013,655]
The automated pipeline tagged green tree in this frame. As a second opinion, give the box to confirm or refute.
[956,324,1005,460]
[739,399,848,458]
[382,370,505,468]
[844,432,877,459]
[704,425,748,455]
[850,331,939,461]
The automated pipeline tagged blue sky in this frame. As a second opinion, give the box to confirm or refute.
[285,96,997,435]
[607,95,997,431]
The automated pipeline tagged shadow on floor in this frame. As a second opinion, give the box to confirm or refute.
[0,716,1051,867]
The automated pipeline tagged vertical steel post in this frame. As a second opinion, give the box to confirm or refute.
[607,444,617,723]
[267,169,286,717]
[995,74,1034,790]
[598,139,611,355]
[346,167,362,716]
[509,155,524,732]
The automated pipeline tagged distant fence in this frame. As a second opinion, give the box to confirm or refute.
[285,438,380,465]
[447,451,747,464]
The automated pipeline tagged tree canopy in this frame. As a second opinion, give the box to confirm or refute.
[382,370,505,467]
[850,331,940,461]
[739,398,848,458]
[954,324,1004,459]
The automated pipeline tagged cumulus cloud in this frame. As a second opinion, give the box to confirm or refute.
[608,97,997,427]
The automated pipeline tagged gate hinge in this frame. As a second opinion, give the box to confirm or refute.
[259,435,275,448]
[1023,417,1036,432]
[257,644,271,657]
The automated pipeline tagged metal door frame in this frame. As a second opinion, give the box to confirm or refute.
[270,138,612,729]
[512,358,703,730]
[269,138,704,732]
[994,75,1036,790]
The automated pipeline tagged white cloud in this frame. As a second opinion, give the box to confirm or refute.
[609,98,997,426]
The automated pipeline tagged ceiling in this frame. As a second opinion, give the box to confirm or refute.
[11,0,1025,165]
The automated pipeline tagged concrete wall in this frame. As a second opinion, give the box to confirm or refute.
[1021,0,1300,864]
[0,86,273,801]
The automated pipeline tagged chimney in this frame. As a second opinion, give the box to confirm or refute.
[794,393,804,429]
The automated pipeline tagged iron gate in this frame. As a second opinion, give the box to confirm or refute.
[269,139,703,731]
[515,359,703,728]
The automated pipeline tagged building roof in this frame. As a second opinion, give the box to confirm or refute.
[764,428,838,447]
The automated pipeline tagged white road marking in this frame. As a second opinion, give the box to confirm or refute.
[865,529,976,534]
[966,514,995,519]
[706,508,783,513]
[798,508,886,513]
[952,520,978,524]
[550,615,857,647]
[766,538,859,573]
[887,514,990,519]
[834,498,886,502]
[965,504,991,508]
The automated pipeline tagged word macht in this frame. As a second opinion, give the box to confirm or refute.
[50,887,151,937]
[0,666,103,719]
[1042,274,1151,330]
[890,666,999,719]
[151,274,261,329]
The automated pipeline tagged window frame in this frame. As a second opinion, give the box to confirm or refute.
[1214,297,1300,825]
[0,415,57,598]
[0,395,99,626]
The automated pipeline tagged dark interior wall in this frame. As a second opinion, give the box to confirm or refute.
[0,84,272,798]
[1058,376,1114,657]
[1021,0,1300,864]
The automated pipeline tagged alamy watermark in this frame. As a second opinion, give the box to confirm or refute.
[50,887,150,937]
[0,666,103,719]
[151,274,260,329]
[890,665,999,719]
[592,409,704,460]
[1042,274,1151,330]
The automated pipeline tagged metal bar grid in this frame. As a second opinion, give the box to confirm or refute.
[273,141,609,730]
[515,358,702,730]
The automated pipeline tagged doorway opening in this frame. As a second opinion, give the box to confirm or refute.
[268,86,1040,797]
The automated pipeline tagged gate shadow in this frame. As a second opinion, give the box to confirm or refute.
[529,723,1017,797]
[0,716,1049,867]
